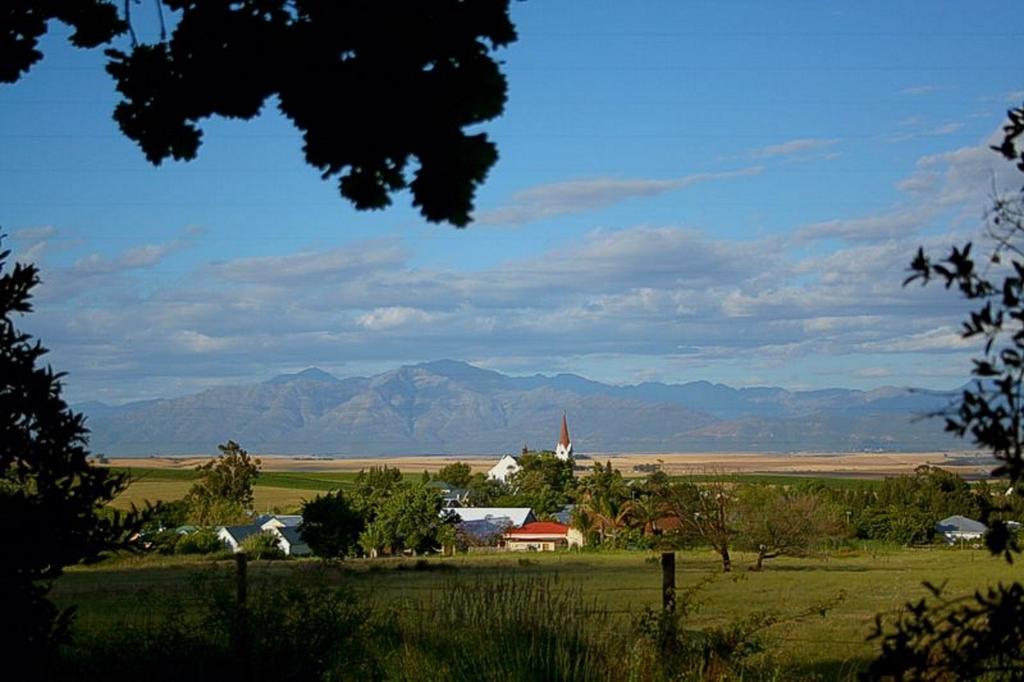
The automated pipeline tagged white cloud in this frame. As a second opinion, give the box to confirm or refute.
[751,138,838,158]
[899,85,942,96]
[475,168,762,225]
[357,306,440,331]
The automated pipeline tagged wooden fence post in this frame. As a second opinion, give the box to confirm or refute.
[234,552,250,680]
[661,551,676,614]
[235,551,248,607]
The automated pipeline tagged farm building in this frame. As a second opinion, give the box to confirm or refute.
[504,521,585,552]
[935,515,987,543]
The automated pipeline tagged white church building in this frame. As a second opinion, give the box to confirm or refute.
[487,413,574,483]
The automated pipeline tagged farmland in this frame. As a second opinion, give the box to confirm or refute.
[54,544,1012,678]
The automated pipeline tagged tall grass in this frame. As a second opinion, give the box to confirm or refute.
[384,575,618,681]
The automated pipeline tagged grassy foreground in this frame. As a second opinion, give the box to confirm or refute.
[54,545,1012,678]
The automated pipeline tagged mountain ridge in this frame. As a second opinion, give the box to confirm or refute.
[77,360,961,456]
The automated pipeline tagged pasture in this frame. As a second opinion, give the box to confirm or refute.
[54,545,1012,678]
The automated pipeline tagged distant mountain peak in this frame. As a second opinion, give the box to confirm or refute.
[265,367,341,384]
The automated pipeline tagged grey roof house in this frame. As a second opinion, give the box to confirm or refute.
[935,515,987,543]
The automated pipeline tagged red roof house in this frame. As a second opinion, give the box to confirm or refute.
[504,521,584,551]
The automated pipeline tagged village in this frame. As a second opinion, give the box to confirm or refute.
[140,413,1015,563]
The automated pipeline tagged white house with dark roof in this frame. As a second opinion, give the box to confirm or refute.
[269,526,311,556]
[217,524,264,553]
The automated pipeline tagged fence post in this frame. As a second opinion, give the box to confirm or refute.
[234,552,250,680]
[661,551,676,614]
[235,551,248,607]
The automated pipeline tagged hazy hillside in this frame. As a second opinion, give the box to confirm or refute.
[78,360,961,456]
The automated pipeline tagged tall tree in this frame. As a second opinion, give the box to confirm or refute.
[437,462,473,488]
[869,102,1024,679]
[665,477,736,572]
[0,242,140,663]
[1,1,517,226]
[184,440,260,524]
[300,490,363,559]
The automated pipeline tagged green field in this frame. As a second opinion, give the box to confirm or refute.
[108,468,424,511]
[54,545,1014,678]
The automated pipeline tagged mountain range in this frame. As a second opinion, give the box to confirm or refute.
[76,360,963,456]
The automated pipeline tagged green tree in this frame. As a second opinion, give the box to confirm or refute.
[665,477,736,572]
[437,461,473,488]
[1,1,517,226]
[184,440,261,525]
[359,484,450,556]
[465,472,509,506]
[240,531,285,560]
[869,102,1024,679]
[0,243,141,662]
[506,451,576,515]
[574,462,632,546]
[300,491,363,559]
[733,485,843,571]
[350,465,404,520]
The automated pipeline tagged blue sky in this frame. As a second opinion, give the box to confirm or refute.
[2,1,1023,403]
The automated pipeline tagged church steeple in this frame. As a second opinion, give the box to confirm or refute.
[555,412,572,460]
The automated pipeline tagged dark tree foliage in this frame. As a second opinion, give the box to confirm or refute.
[437,461,473,488]
[867,104,1024,680]
[1,1,517,226]
[300,490,363,559]
[0,242,140,662]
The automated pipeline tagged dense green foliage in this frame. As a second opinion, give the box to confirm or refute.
[300,490,363,559]
[436,462,472,488]
[0,242,140,664]
[59,576,378,681]
[359,484,451,556]
[184,441,260,525]
[239,531,285,560]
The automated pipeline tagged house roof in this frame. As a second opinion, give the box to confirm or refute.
[558,413,571,448]
[552,505,574,525]
[936,515,988,533]
[508,521,569,536]
[275,527,307,546]
[448,507,534,527]
[219,524,263,544]
[458,518,512,539]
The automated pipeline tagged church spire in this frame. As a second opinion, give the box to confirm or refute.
[555,412,572,460]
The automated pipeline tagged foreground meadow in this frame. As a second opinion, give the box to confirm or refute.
[54,545,1012,678]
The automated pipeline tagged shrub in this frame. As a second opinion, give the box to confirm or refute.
[147,529,182,555]
[175,528,223,555]
[58,576,380,681]
[239,531,284,560]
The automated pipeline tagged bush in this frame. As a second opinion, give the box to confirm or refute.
[175,529,223,555]
[58,576,380,681]
[239,532,284,560]
[147,529,182,555]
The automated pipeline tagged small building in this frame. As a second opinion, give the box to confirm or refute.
[935,515,987,543]
[269,526,311,556]
[487,455,521,483]
[217,524,264,553]
[447,507,536,528]
[504,521,585,551]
